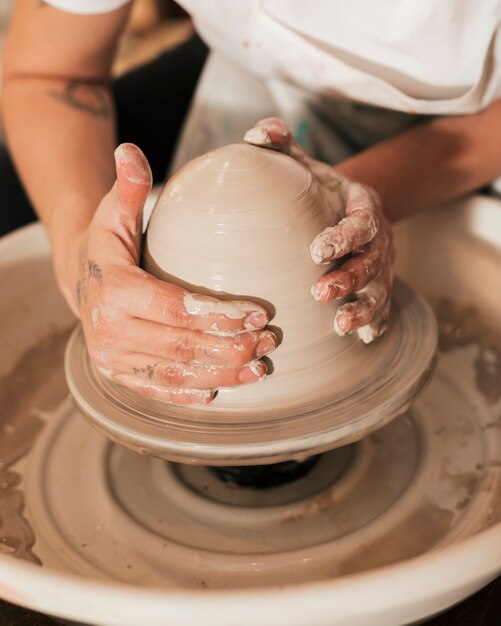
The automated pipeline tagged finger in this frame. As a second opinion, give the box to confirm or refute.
[355,263,394,344]
[310,211,380,264]
[108,354,267,389]
[114,143,153,216]
[111,375,216,406]
[244,117,293,151]
[334,264,393,343]
[333,296,379,335]
[310,182,381,264]
[357,298,392,344]
[311,237,387,302]
[121,268,271,333]
[103,318,277,367]
[97,144,153,263]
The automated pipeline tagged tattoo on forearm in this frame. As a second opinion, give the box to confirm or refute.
[49,81,110,119]
[76,252,103,308]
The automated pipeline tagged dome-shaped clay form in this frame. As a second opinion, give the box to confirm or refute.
[65,143,437,464]
[144,143,348,412]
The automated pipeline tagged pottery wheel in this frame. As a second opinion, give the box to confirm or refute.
[26,349,501,588]
[2,198,501,626]
[64,279,437,465]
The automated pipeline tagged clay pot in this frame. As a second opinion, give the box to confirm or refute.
[65,141,436,464]
[144,143,359,412]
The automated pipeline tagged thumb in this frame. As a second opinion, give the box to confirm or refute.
[244,117,293,152]
[113,143,153,218]
[244,117,311,166]
[98,143,152,260]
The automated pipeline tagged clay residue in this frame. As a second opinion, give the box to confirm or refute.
[0,475,41,565]
[434,298,501,404]
[0,325,73,565]
[336,499,455,577]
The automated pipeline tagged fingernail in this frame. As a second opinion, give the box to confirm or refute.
[256,331,277,357]
[310,232,340,265]
[114,143,151,185]
[244,127,273,146]
[244,310,269,330]
[333,316,346,336]
[239,360,267,383]
[311,281,339,302]
[310,242,333,265]
[335,314,357,334]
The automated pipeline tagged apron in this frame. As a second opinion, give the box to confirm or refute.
[172,51,424,171]
[172,0,501,169]
[43,0,501,172]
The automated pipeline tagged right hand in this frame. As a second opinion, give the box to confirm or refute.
[61,143,276,405]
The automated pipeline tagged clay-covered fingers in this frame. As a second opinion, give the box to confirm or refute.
[333,278,389,336]
[311,236,387,303]
[100,319,277,368]
[105,353,267,390]
[311,208,394,345]
[120,268,270,334]
[310,211,379,265]
[310,183,380,265]
[334,264,393,344]
[106,376,216,406]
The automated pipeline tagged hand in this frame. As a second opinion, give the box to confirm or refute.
[244,118,395,344]
[60,143,276,404]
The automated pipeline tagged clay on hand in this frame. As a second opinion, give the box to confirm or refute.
[73,143,276,405]
[244,118,395,344]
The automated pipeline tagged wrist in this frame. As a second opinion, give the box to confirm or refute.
[49,199,94,316]
[52,230,84,316]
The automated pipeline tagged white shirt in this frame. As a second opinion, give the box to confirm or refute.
[45,0,501,115]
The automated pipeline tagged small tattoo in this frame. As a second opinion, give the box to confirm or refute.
[133,364,159,379]
[49,81,110,118]
[88,260,103,284]
[75,251,103,308]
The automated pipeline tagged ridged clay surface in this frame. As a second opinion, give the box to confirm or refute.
[65,143,437,463]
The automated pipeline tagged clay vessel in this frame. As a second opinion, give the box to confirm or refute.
[66,142,436,462]
[143,143,359,413]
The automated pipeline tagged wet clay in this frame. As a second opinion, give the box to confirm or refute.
[434,297,501,404]
[144,142,347,410]
[0,326,73,565]
[142,143,434,416]
[66,144,436,464]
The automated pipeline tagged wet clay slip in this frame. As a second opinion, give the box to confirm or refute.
[65,143,437,465]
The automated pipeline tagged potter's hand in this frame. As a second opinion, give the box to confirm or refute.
[65,143,275,405]
[245,118,394,344]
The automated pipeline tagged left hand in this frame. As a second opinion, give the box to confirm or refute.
[244,117,395,344]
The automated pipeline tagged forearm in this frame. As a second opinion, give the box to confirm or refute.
[1,0,131,303]
[3,76,116,299]
[336,100,501,222]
